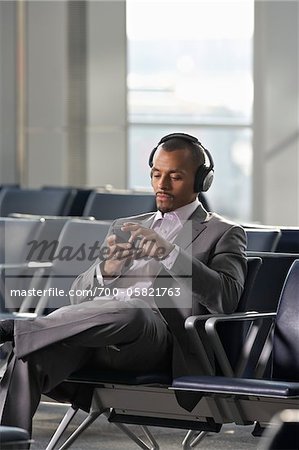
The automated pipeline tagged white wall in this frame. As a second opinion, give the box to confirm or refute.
[253,0,299,226]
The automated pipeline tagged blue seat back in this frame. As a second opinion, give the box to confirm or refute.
[214,257,262,371]
[31,219,111,313]
[50,219,110,276]
[0,218,43,311]
[245,228,281,252]
[83,192,156,220]
[276,228,299,253]
[0,425,30,449]
[0,188,74,217]
[0,217,43,264]
[246,252,299,312]
[42,186,93,216]
[272,260,299,381]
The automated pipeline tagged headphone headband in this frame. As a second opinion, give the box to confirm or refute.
[158,132,199,146]
[148,132,214,192]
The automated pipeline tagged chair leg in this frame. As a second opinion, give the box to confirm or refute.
[51,407,159,450]
[57,410,103,450]
[140,426,159,450]
[45,406,79,450]
[182,430,208,449]
[112,422,159,450]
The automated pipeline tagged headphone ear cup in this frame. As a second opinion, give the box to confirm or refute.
[201,170,214,192]
[194,166,214,192]
[148,147,157,167]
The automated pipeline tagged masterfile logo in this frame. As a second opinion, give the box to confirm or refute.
[25,238,168,262]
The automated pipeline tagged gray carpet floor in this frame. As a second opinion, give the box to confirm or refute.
[31,400,264,450]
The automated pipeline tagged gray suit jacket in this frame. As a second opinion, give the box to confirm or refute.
[71,203,247,380]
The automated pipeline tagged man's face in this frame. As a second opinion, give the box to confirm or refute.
[151,146,198,213]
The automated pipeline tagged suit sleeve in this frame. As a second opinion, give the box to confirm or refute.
[165,225,247,314]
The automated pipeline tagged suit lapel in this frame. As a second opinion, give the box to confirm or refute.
[174,203,208,250]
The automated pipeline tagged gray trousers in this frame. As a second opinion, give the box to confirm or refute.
[0,298,171,435]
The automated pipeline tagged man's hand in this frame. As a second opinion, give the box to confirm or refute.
[121,222,175,261]
[101,222,175,277]
[101,233,135,277]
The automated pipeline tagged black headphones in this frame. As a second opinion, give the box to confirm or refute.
[148,132,214,192]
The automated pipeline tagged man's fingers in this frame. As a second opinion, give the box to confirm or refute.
[108,234,133,248]
[110,247,135,260]
[122,222,140,229]
[107,234,117,246]
[122,222,144,236]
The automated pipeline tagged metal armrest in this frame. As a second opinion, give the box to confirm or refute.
[0,262,53,270]
[0,262,53,312]
[205,312,276,377]
[184,314,216,376]
[0,311,37,319]
[185,312,276,378]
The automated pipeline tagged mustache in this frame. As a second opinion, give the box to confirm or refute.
[156,191,174,198]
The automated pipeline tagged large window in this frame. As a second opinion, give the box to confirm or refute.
[127,0,254,221]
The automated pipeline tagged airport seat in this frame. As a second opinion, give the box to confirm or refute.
[18,219,111,314]
[185,257,262,379]
[0,216,92,313]
[0,425,31,449]
[67,189,93,216]
[44,257,261,450]
[275,228,299,253]
[8,214,96,261]
[246,252,299,312]
[0,217,45,311]
[184,252,299,393]
[187,252,299,379]
[172,259,299,446]
[243,223,299,254]
[42,186,94,216]
[82,191,156,220]
[245,228,281,252]
[0,184,20,190]
[0,187,75,217]
[0,217,43,265]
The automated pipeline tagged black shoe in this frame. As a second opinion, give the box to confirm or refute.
[0,319,14,344]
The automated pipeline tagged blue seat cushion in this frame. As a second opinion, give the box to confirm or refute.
[68,368,172,386]
[0,426,30,443]
[172,376,299,398]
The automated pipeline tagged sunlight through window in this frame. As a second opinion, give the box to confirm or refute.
[127,0,254,221]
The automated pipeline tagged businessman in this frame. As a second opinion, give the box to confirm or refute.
[0,133,247,436]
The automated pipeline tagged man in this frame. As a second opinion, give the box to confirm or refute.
[0,133,247,436]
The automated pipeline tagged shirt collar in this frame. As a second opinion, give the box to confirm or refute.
[153,198,200,226]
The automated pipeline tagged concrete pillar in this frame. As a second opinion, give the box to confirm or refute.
[0,1,17,184]
[86,0,127,188]
[26,1,68,187]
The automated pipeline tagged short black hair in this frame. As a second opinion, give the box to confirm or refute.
[160,137,205,167]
